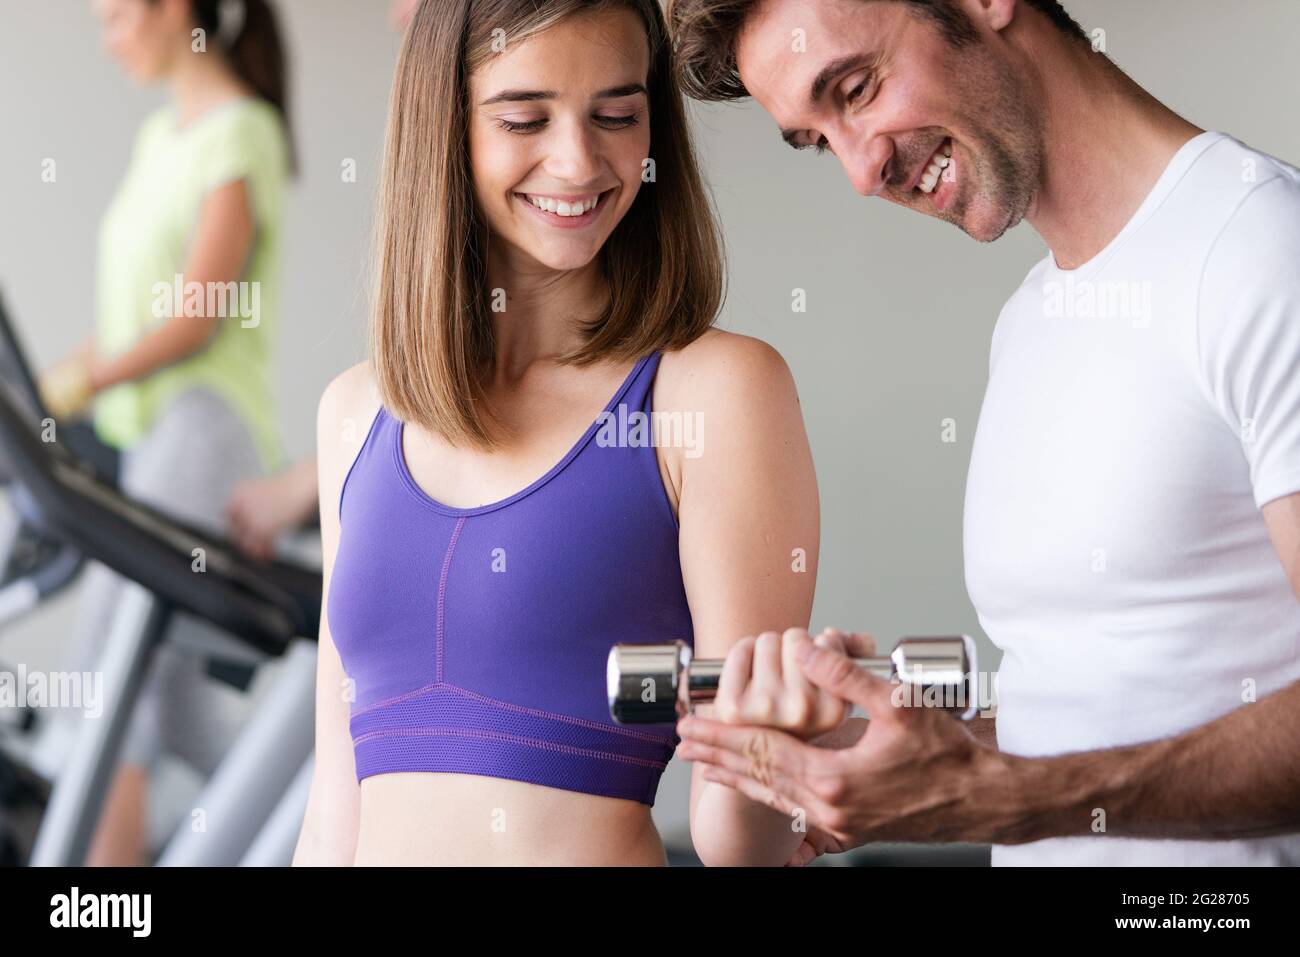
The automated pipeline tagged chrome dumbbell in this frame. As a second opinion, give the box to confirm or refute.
[607,635,979,724]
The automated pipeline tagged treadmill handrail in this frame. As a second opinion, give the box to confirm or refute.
[0,384,320,655]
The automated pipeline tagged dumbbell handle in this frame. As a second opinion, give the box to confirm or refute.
[607,635,979,724]
[683,656,895,701]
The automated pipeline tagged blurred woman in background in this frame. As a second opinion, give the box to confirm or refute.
[294,0,830,867]
[39,0,293,865]
[224,0,421,560]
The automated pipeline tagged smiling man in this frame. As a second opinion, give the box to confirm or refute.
[668,0,1300,865]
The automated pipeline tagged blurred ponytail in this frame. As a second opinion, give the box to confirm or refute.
[185,0,297,174]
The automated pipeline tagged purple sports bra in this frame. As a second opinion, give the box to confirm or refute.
[326,352,693,805]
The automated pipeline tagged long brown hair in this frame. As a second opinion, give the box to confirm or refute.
[371,0,725,449]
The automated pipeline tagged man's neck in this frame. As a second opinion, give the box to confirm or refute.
[1025,40,1203,270]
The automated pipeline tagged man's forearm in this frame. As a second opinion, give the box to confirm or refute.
[989,681,1300,844]
[968,715,997,750]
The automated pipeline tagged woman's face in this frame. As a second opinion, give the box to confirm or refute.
[467,7,653,274]
[92,0,187,83]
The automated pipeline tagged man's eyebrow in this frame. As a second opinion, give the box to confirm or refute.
[780,53,880,148]
[479,83,647,106]
[809,52,878,104]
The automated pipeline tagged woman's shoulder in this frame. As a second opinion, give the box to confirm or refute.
[316,361,383,528]
[318,360,383,457]
[650,332,812,509]
[206,95,282,136]
[656,329,797,408]
[193,97,288,163]
[140,105,173,133]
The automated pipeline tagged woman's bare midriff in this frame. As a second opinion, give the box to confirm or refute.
[352,772,668,866]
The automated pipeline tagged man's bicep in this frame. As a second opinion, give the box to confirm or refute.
[1198,178,1300,511]
[1262,492,1300,602]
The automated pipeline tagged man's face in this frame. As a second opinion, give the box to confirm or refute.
[736,0,1044,242]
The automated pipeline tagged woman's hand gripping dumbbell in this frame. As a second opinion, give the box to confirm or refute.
[608,630,979,735]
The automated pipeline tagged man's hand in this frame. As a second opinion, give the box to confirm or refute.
[785,824,853,866]
[786,716,870,865]
[677,638,1012,849]
[681,638,1300,849]
[810,714,870,751]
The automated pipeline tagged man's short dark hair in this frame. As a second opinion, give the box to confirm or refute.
[669,0,1090,101]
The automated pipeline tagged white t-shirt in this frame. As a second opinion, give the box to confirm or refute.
[964,132,1300,866]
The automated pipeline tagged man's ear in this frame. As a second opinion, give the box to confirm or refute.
[970,0,1018,33]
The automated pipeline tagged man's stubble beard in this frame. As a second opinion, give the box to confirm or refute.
[944,45,1045,243]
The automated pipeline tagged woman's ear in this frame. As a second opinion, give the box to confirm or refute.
[161,0,196,34]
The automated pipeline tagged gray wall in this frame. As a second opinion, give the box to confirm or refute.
[3,1,1299,854]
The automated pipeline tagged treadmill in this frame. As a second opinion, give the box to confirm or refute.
[0,290,322,866]
[0,299,90,631]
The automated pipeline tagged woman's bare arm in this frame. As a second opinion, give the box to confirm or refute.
[661,332,822,867]
[89,179,255,391]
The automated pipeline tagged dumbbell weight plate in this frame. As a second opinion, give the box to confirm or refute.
[607,640,691,724]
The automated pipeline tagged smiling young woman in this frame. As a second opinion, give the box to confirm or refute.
[371,0,724,450]
[294,0,833,867]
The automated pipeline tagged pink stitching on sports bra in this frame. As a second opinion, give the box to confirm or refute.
[442,682,671,743]
[352,727,668,769]
[435,517,466,682]
[347,680,672,745]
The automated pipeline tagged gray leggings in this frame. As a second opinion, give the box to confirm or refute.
[65,387,266,774]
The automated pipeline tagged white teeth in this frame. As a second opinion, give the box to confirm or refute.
[527,194,599,217]
[920,162,942,194]
[918,139,953,194]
